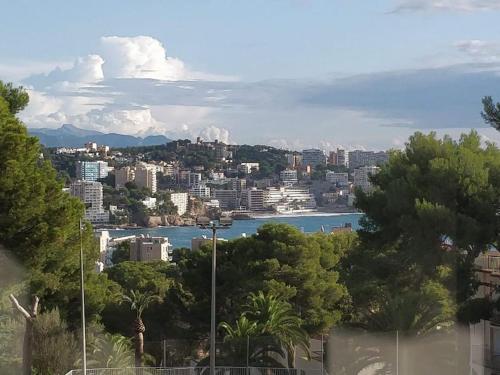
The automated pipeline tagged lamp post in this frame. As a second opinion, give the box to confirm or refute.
[196,216,233,375]
[79,218,87,375]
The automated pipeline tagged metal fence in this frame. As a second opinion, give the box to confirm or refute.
[65,366,323,375]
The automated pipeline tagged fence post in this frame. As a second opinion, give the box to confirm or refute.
[246,336,250,375]
[163,339,167,367]
[321,334,324,375]
[396,330,399,375]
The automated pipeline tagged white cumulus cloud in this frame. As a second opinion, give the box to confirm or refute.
[198,125,231,144]
[99,36,187,81]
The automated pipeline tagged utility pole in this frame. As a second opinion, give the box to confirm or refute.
[196,216,233,375]
[79,218,87,375]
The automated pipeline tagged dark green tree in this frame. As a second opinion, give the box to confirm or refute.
[338,129,500,375]
[482,96,500,131]
[177,224,355,336]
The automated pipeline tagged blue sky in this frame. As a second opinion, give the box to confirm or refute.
[1,0,500,150]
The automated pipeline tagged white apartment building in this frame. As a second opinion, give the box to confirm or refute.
[70,180,109,223]
[129,235,173,262]
[348,150,389,169]
[190,184,211,199]
[170,192,188,215]
[280,169,298,185]
[264,187,316,212]
[135,164,157,193]
[353,166,380,193]
[326,171,349,186]
[238,162,260,174]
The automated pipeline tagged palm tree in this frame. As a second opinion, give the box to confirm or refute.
[218,316,284,367]
[245,291,310,368]
[122,290,157,367]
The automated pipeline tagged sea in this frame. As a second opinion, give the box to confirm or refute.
[107,213,363,249]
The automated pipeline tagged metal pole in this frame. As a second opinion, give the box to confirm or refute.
[79,219,87,375]
[321,334,324,375]
[163,339,166,367]
[396,330,399,375]
[210,224,217,375]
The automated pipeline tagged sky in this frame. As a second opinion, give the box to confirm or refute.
[2,0,500,150]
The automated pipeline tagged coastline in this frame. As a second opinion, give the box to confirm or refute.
[251,211,361,219]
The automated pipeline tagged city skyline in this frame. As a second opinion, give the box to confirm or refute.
[2,0,500,149]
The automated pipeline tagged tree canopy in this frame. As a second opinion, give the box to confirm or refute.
[347,131,500,331]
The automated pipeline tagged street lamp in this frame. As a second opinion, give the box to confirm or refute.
[79,218,87,375]
[196,215,233,375]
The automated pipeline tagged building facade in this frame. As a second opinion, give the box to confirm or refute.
[326,171,349,186]
[170,192,188,216]
[70,180,109,223]
[353,166,380,192]
[280,169,298,185]
[129,235,173,262]
[135,164,157,193]
[213,189,238,210]
[348,150,389,169]
[76,161,109,181]
[115,166,135,188]
[302,149,326,169]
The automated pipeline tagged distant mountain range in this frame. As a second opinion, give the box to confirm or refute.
[28,124,171,148]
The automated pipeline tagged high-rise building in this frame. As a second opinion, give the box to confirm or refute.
[135,164,157,193]
[336,149,346,166]
[328,151,337,165]
[76,161,109,181]
[129,235,173,262]
[115,166,135,188]
[213,189,238,210]
[348,150,389,169]
[280,169,298,185]
[230,178,247,194]
[326,171,349,186]
[353,166,380,192]
[70,180,109,223]
[286,153,303,169]
[190,184,211,199]
[188,172,202,187]
[302,149,326,169]
[246,188,265,211]
[170,192,188,215]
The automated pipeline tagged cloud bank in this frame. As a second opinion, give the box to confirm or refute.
[7,35,500,150]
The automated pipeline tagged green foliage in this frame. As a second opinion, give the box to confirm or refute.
[348,131,500,329]
[177,223,355,335]
[111,241,131,265]
[482,96,500,131]
[0,84,117,323]
[122,290,158,319]
[218,291,309,367]
[0,81,29,114]
[88,333,134,368]
[32,309,79,375]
